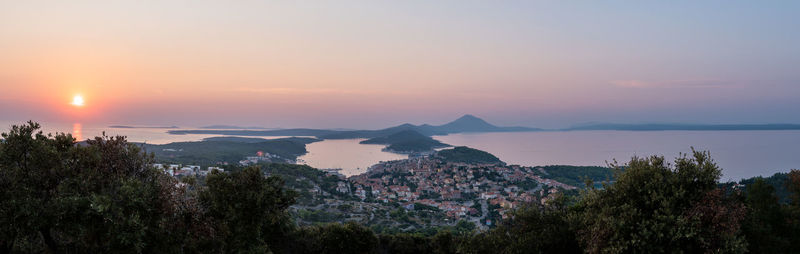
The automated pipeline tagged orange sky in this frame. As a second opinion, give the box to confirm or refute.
[1,1,799,128]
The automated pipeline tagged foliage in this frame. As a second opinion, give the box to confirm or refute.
[535,165,614,188]
[788,169,800,206]
[462,196,581,254]
[199,166,297,253]
[5,122,800,253]
[0,122,211,253]
[296,209,345,223]
[736,172,793,204]
[515,178,540,191]
[574,150,747,253]
[259,163,345,198]
[740,178,793,253]
[143,138,314,165]
[436,146,502,165]
[286,222,378,254]
[414,203,441,212]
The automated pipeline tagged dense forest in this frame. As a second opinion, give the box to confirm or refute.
[2,122,800,253]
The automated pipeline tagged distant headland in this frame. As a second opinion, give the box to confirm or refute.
[168,114,541,138]
[166,115,800,154]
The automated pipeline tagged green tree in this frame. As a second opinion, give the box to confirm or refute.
[575,149,746,253]
[786,170,800,250]
[378,233,431,254]
[788,170,800,207]
[199,166,297,253]
[430,230,462,254]
[0,122,204,253]
[461,196,580,254]
[741,178,791,253]
[288,222,378,254]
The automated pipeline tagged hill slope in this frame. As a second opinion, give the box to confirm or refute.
[142,137,319,165]
[435,146,503,165]
[360,130,449,153]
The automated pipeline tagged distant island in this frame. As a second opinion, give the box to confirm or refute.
[199,125,272,130]
[168,128,339,137]
[109,125,179,129]
[167,114,539,155]
[168,114,539,154]
[360,130,450,153]
[166,115,800,156]
[318,114,541,139]
[566,123,800,131]
[202,136,287,143]
[435,146,503,165]
[168,114,541,138]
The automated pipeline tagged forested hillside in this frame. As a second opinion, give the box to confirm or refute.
[2,122,799,253]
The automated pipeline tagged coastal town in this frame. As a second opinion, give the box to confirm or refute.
[152,163,225,177]
[347,156,578,224]
[154,146,599,230]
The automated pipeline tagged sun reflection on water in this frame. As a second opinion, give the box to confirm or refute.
[73,123,82,141]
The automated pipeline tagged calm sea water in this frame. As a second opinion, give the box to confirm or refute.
[0,121,406,176]
[0,122,299,144]
[435,131,800,181]
[296,139,407,176]
[3,121,797,180]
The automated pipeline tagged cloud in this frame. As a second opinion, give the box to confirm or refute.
[233,86,503,98]
[610,80,651,88]
[611,79,731,88]
[231,86,522,103]
[234,87,376,95]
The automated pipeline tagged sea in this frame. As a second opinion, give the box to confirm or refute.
[2,121,798,181]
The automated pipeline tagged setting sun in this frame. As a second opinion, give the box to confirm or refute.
[71,95,84,107]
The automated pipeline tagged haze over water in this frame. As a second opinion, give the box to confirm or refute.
[297,139,407,177]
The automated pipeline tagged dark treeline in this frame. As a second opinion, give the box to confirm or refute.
[2,122,800,253]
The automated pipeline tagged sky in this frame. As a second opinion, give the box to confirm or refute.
[1,1,799,129]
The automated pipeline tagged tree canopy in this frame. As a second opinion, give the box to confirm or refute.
[575,150,747,253]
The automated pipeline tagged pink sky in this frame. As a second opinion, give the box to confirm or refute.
[1,1,798,128]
